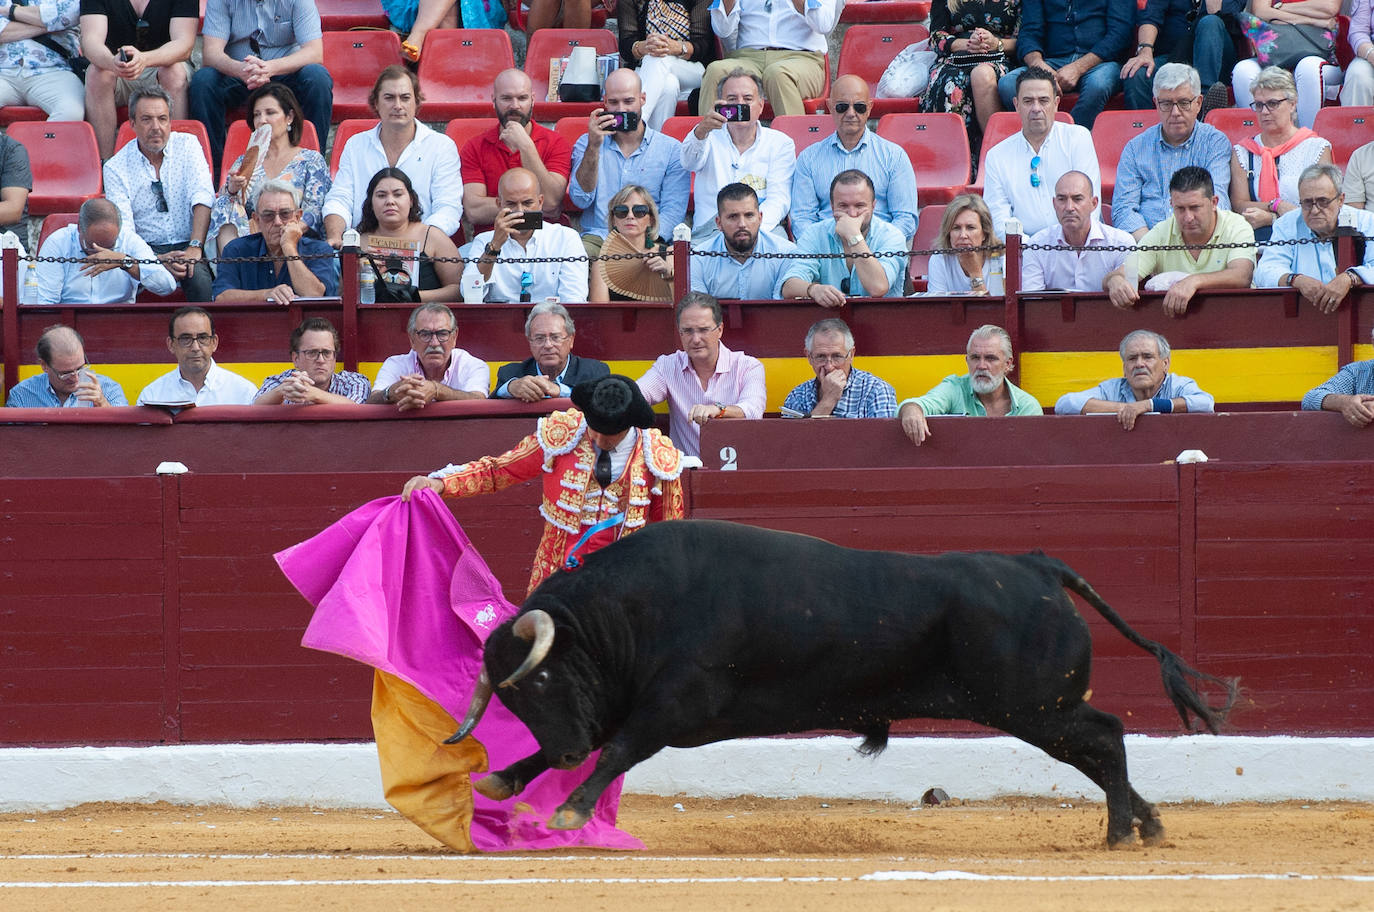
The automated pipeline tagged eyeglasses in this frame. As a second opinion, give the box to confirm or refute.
[679,324,720,338]
[1299,196,1338,210]
[413,329,453,343]
[173,333,214,348]
[1030,155,1042,188]
[1155,97,1198,112]
[611,204,651,219]
[808,352,852,366]
[150,179,169,212]
[296,348,337,360]
[833,101,869,115]
[529,333,569,346]
[1250,98,1290,112]
[47,361,90,381]
[257,208,298,223]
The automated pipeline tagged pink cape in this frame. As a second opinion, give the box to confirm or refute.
[275,489,643,852]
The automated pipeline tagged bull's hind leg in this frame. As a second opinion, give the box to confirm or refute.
[999,703,1142,848]
[474,751,549,801]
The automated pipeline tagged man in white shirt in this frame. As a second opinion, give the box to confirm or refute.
[136,306,258,407]
[368,303,490,410]
[322,66,463,246]
[462,167,588,304]
[1023,171,1137,292]
[984,67,1101,239]
[700,0,841,117]
[103,86,214,301]
[680,69,796,244]
[35,197,176,304]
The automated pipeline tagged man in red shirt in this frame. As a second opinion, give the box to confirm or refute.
[461,68,572,235]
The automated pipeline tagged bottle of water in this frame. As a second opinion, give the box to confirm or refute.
[358,259,376,304]
[22,259,38,304]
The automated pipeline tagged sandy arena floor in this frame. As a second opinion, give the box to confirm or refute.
[3,797,1373,911]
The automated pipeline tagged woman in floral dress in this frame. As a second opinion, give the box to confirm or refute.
[920,0,1020,156]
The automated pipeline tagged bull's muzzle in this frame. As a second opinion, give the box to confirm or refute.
[444,609,556,744]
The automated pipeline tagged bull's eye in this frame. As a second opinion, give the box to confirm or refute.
[532,669,550,691]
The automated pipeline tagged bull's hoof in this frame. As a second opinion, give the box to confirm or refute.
[1106,830,1140,849]
[474,774,515,801]
[549,806,590,830]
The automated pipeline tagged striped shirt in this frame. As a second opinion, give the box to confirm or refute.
[256,369,372,404]
[782,367,897,418]
[1302,360,1374,411]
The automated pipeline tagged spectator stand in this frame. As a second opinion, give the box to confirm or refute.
[416,29,517,121]
[1092,110,1160,207]
[526,29,620,123]
[1312,106,1374,169]
[323,30,404,122]
[875,113,971,204]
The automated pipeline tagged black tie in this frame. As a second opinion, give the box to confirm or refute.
[595,447,612,489]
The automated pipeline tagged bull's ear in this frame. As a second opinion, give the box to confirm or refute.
[501,609,555,687]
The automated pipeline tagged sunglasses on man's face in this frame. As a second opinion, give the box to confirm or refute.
[611,204,651,219]
[833,101,869,115]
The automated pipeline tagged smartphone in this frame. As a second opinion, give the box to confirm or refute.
[607,110,640,132]
[515,211,544,232]
[118,48,132,62]
[715,103,751,123]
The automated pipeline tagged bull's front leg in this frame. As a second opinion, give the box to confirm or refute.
[549,735,663,830]
[474,750,549,801]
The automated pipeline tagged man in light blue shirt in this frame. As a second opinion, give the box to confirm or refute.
[570,68,691,256]
[5,325,127,408]
[690,183,796,299]
[1054,329,1213,430]
[1302,328,1374,426]
[34,197,176,305]
[1255,163,1374,313]
[1111,63,1233,238]
[780,170,907,303]
[790,75,919,242]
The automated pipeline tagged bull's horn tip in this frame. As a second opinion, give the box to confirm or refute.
[444,726,473,744]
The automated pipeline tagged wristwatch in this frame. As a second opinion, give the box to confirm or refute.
[188,239,203,250]
[484,243,501,258]
[1348,268,1365,287]
[844,232,863,246]
[121,256,136,271]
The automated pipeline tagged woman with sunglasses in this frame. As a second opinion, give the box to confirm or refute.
[1228,66,1332,241]
[925,194,1006,296]
[210,83,330,255]
[920,0,1020,156]
[357,167,463,302]
[589,185,674,302]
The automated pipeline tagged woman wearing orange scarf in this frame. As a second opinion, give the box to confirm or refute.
[1228,66,1333,242]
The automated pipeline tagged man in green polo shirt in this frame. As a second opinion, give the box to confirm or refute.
[898,324,1043,445]
[1105,165,1255,317]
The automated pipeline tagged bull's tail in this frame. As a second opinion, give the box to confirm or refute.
[1055,562,1240,734]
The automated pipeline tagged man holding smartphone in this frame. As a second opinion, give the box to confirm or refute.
[571,68,690,259]
[680,68,796,243]
[462,167,589,303]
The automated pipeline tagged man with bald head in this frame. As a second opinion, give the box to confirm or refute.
[34,197,176,305]
[571,68,690,257]
[461,68,572,236]
[1022,171,1137,292]
[462,167,588,303]
[790,75,919,242]
[5,325,127,408]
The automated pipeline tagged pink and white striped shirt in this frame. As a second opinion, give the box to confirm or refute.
[637,343,766,458]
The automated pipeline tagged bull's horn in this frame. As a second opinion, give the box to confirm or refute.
[500,609,555,687]
[445,669,493,744]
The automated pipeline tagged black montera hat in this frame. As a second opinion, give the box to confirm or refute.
[571,374,656,435]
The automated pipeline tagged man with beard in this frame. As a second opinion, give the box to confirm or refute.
[213,180,336,302]
[897,324,1043,445]
[1054,330,1213,429]
[1023,171,1137,293]
[780,170,907,304]
[461,69,572,236]
[689,183,795,299]
[253,317,370,405]
[368,303,490,410]
[323,66,462,246]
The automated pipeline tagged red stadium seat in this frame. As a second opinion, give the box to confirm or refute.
[37,213,79,250]
[328,119,380,176]
[907,204,946,292]
[1092,110,1159,204]
[445,117,501,154]
[526,29,620,122]
[416,29,516,120]
[0,107,45,127]
[220,119,322,179]
[968,109,1074,194]
[316,0,389,30]
[769,115,835,154]
[114,119,213,172]
[1312,106,1373,169]
[8,121,103,216]
[836,24,929,117]
[323,30,403,122]
[551,115,589,150]
[658,116,697,142]
[839,0,932,24]
[875,113,970,205]
[1203,107,1258,147]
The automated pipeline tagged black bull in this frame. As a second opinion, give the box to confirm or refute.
[451,520,1239,847]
